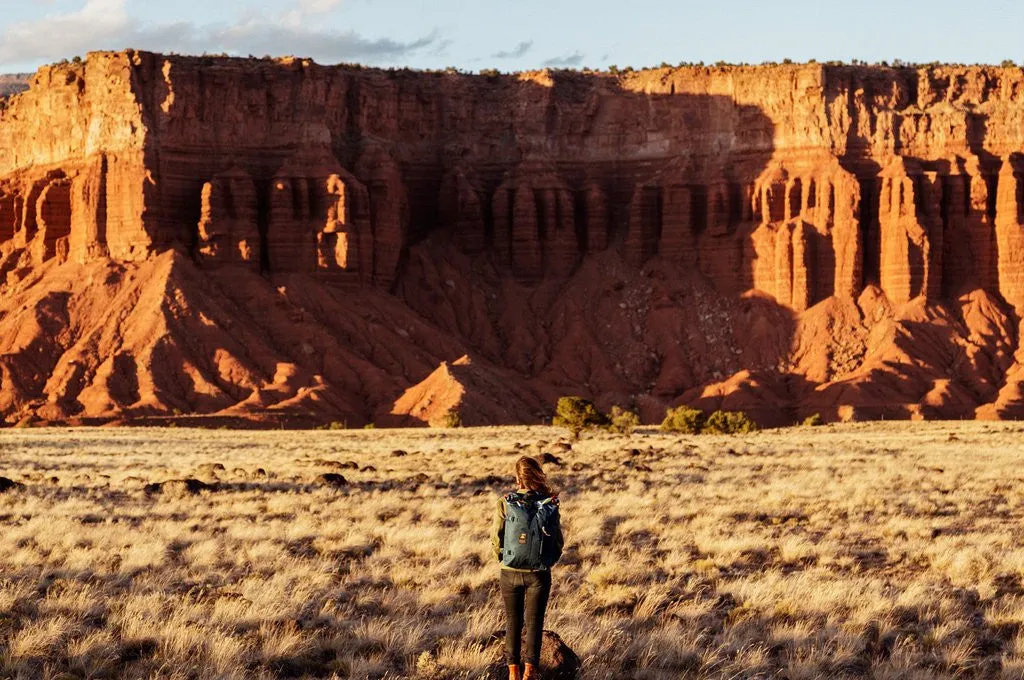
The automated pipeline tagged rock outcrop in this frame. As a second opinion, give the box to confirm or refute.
[485,630,581,680]
[389,355,543,427]
[4,53,1024,424]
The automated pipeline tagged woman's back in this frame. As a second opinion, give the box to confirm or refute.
[493,456,564,680]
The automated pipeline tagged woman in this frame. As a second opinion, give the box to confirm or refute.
[491,456,564,680]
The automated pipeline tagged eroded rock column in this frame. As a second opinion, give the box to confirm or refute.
[878,159,930,305]
[995,156,1024,313]
[197,167,260,267]
[356,146,409,290]
[32,178,72,263]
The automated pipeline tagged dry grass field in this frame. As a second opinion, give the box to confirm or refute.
[2,422,1024,679]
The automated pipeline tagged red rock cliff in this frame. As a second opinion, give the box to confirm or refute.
[3,52,1024,425]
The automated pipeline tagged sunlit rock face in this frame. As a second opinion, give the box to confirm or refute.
[4,53,1024,426]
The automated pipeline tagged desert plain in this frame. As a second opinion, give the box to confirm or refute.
[1,422,1024,679]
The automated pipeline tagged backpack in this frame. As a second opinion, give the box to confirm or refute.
[501,492,562,570]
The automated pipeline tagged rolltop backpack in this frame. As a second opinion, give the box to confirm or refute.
[501,492,562,570]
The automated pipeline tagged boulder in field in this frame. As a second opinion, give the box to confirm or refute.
[144,478,217,496]
[317,473,348,488]
[540,452,563,466]
[484,630,581,680]
[0,477,23,493]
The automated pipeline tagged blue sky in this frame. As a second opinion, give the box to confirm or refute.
[0,0,1022,73]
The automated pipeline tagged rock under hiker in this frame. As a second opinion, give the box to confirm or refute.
[491,455,565,680]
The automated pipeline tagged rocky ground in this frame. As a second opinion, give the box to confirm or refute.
[2,422,1024,678]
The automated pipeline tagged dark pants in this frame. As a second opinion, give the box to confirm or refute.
[499,569,552,666]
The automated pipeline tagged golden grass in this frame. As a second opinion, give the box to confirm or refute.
[0,422,1023,678]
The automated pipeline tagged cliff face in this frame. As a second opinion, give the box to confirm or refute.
[3,52,1024,425]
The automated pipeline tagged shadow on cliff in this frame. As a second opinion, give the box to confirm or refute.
[12,57,1024,425]
[0,60,818,427]
[387,69,806,426]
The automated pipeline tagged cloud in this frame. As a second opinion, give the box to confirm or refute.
[283,0,343,27]
[542,51,585,68]
[0,0,439,69]
[491,41,533,60]
[299,0,342,12]
[430,38,455,58]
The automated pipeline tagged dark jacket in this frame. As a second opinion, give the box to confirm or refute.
[491,488,565,571]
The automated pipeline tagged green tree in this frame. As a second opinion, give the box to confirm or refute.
[704,410,758,435]
[660,406,706,434]
[802,413,825,427]
[553,397,609,439]
[608,406,641,435]
[441,409,462,428]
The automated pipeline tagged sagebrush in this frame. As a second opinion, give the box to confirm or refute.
[0,423,1021,678]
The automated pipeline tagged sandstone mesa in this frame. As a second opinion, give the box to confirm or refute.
[1,51,1023,426]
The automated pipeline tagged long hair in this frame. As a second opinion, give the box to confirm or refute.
[515,456,554,496]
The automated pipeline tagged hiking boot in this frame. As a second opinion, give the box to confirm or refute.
[508,664,522,680]
[522,663,538,680]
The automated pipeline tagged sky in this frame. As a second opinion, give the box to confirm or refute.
[0,0,1023,74]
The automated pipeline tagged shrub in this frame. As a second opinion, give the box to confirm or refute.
[660,406,706,434]
[704,410,759,435]
[802,413,825,427]
[441,409,462,428]
[323,421,347,431]
[553,397,609,439]
[607,406,640,435]
[363,423,377,430]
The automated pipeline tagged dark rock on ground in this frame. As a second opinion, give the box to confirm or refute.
[484,630,581,680]
[0,477,23,493]
[313,459,359,470]
[144,479,217,496]
[317,473,348,488]
[540,452,563,466]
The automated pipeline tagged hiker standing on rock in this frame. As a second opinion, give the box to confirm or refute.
[491,456,564,680]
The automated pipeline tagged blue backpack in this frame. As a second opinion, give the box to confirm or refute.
[501,492,562,570]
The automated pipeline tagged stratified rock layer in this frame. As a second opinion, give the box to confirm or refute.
[4,53,1024,424]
